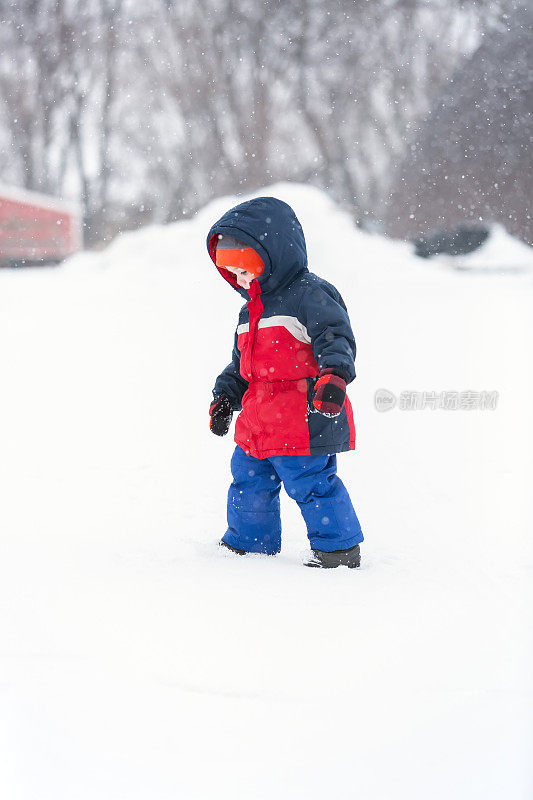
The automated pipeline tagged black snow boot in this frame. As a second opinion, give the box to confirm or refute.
[218,540,279,556]
[219,540,247,555]
[304,543,361,569]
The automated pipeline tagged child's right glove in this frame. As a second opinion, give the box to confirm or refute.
[209,396,233,436]
[312,369,347,417]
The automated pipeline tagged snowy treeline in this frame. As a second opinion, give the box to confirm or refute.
[0,0,526,244]
[385,4,533,245]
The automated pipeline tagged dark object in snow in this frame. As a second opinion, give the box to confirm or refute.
[304,543,361,569]
[209,395,233,436]
[413,225,490,259]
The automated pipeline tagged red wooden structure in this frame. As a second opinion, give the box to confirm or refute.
[0,183,82,266]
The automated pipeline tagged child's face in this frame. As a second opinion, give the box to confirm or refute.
[224,265,254,290]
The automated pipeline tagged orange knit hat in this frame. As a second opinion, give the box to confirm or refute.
[215,234,264,278]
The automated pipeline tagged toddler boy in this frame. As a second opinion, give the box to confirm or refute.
[207,197,363,568]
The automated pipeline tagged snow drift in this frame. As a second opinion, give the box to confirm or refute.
[0,183,532,799]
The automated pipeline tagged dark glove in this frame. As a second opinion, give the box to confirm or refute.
[312,369,347,417]
[209,395,233,436]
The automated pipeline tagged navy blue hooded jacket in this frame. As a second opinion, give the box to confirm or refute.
[207,197,357,458]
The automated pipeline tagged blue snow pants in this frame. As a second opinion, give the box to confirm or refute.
[222,445,364,554]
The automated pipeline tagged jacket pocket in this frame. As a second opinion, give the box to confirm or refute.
[255,379,310,449]
[241,385,262,434]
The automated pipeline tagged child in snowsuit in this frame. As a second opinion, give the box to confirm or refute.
[207,197,364,568]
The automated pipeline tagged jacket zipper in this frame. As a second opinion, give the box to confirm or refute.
[244,279,263,380]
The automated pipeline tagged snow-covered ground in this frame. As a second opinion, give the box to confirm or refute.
[1,184,532,799]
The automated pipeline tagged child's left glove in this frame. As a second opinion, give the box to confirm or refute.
[209,396,233,436]
[312,369,347,417]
